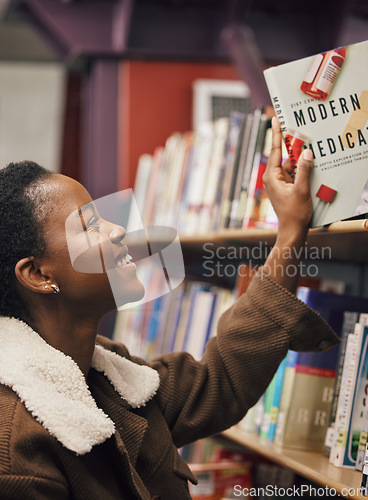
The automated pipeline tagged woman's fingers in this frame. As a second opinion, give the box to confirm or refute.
[294,148,314,195]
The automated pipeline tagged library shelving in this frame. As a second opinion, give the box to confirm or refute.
[179,218,368,264]
[178,218,368,499]
[222,427,366,500]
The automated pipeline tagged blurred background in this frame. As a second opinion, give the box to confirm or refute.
[0,0,367,199]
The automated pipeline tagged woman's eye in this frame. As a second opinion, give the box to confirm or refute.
[86,216,101,232]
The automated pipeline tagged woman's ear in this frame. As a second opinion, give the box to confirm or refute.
[14,257,53,294]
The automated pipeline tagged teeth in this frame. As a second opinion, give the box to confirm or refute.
[117,254,133,267]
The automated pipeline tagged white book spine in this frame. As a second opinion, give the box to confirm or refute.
[330,332,360,467]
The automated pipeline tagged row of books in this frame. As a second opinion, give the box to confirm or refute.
[113,276,236,362]
[113,262,368,494]
[132,107,278,235]
[238,285,368,480]
[113,262,259,361]
[113,264,368,464]
[132,38,368,238]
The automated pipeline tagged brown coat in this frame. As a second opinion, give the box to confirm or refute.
[0,272,339,499]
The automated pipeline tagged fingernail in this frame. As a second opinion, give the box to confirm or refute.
[302,148,313,161]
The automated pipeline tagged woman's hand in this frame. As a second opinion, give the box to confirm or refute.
[261,117,314,293]
[263,117,313,239]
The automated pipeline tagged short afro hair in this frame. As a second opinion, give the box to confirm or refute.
[0,161,52,318]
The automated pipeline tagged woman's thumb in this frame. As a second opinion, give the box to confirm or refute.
[294,148,314,190]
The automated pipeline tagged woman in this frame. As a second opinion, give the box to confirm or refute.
[0,118,339,499]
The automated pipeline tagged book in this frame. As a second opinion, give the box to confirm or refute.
[229,112,254,228]
[352,321,368,472]
[183,122,214,233]
[216,112,246,229]
[356,315,368,472]
[197,118,229,233]
[267,356,288,442]
[264,38,368,227]
[231,108,267,228]
[128,153,153,228]
[259,371,277,440]
[142,146,164,226]
[330,324,368,468]
[275,287,368,452]
[252,126,274,229]
[324,311,361,458]
[184,287,218,361]
[188,461,253,500]
[242,120,271,228]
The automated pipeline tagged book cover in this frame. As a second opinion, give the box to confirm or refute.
[264,39,368,227]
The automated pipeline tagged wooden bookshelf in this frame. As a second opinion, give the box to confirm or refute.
[179,219,368,498]
[223,427,366,500]
[179,218,368,263]
[123,218,368,495]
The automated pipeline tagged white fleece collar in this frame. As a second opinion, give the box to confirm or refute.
[0,317,160,455]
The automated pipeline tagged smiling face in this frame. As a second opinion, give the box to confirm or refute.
[31,174,145,314]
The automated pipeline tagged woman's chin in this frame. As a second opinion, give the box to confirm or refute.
[111,279,145,309]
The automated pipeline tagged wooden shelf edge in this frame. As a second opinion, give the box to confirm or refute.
[316,219,368,233]
[222,428,366,500]
[179,219,368,244]
[178,219,368,262]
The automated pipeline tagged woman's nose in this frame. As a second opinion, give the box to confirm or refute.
[109,223,126,243]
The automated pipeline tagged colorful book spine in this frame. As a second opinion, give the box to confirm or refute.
[232,108,265,228]
[355,313,368,471]
[259,372,277,440]
[274,350,298,446]
[218,112,246,229]
[275,287,368,452]
[324,311,361,457]
[275,348,337,452]
[330,324,368,468]
[242,119,270,228]
[267,356,288,442]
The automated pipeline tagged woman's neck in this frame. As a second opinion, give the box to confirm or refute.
[22,308,102,377]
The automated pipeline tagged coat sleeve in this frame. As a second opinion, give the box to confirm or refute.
[147,269,340,448]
